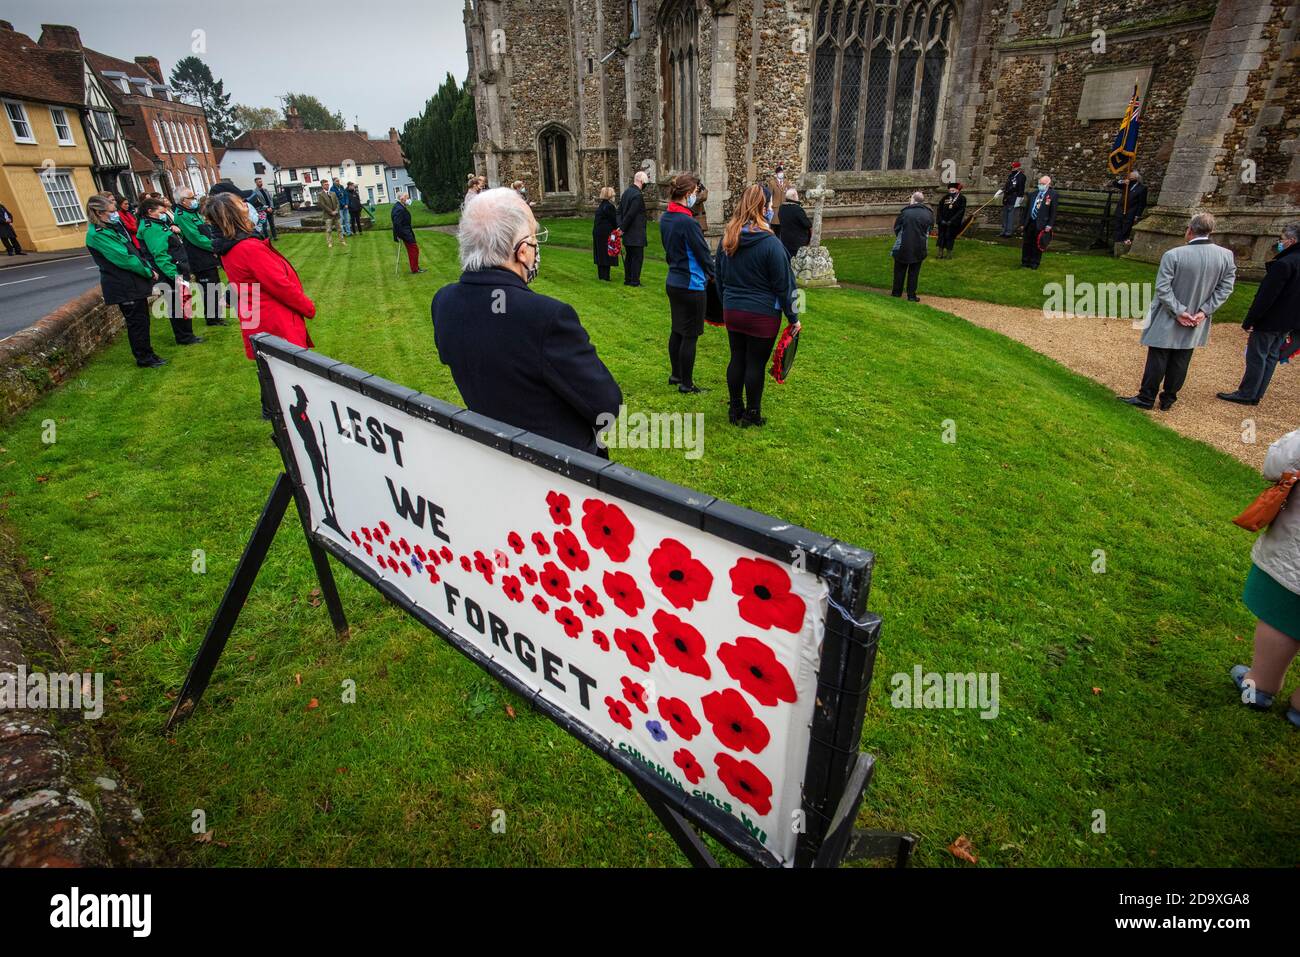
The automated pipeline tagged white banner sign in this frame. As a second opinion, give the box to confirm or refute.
[265,354,830,865]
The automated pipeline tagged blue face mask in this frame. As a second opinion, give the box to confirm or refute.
[1038,183,1048,192]
[685,193,697,209]
[764,208,774,223]
[108,211,121,224]
[1278,241,1288,253]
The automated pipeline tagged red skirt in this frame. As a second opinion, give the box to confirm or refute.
[723,308,780,339]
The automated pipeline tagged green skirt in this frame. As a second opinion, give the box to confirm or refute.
[1243,564,1300,640]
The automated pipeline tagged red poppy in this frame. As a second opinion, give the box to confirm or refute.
[674,749,706,785]
[389,540,401,556]
[581,498,635,562]
[373,528,385,544]
[602,571,645,617]
[553,528,591,572]
[592,629,610,652]
[613,627,655,672]
[507,531,525,554]
[474,551,495,584]
[460,555,472,572]
[531,531,551,555]
[440,546,453,563]
[621,676,649,713]
[379,521,391,536]
[729,557,806,633]
[547,490,572,526]
[400,561,411,576]
[363,542,373,556]
[648,538,714,609]
[361,527,372,542]
[414,544,426,561]
[651,610,711,679]
[701,688,770,754]
[426,548,440,566]
[554,606,583,638]
[501,575,524,603]
[350,531,361,546]
[574,585,604,619]
[657,696,701,741]
[713,753,773,816]
[494,548,510,568]
[605,695,632,730]
[387,556,400,572]
[539,561,571,603]
[427,566,440,584]
[520,564,538,585]
[532,594,549,614]
[718,636,797,706]
[399,537,410,555]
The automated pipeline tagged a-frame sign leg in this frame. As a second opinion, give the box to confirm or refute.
[165,472,348,731]
[628,774,720,868]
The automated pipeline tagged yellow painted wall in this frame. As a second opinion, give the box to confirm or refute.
[0,99,96,252]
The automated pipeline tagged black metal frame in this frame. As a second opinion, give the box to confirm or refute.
[167,334,913,868]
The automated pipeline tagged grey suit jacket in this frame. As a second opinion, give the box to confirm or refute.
[1140,238,1236,349]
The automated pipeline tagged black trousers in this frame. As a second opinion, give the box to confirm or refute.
[1022,221,1046,266]
[191,267,224,323]
[624,245,645,285]
[1237,329,1289,401]
[156,277,196,343]
[936,222,960,250]
[666,285,705,387]
[727,331,777,416]
[267,212,277,240]
[0,230,20,255]
[1113,213,1138,244]
[597,264,611,281]
[1139,346,1194,405]
[891,260,921,297]
[118,298,155,363]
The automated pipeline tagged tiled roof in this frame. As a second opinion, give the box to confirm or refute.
[84,48,151,85]
[128,145,155,173]
[225,129,387,169]
[0,26,85,108]
[370,138,406,170]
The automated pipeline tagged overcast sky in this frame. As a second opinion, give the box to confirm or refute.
[8,0,469,136]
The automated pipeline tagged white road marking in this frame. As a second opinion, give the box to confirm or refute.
[0,275,45,287]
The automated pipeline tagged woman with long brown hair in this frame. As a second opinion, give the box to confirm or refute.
[714,183,800,426]
[659,172,714,393]
[204,192,316,363]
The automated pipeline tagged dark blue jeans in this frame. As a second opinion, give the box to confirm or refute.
[1237,329,1289,401]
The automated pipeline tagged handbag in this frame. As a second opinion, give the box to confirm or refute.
[1233,470,1300,531]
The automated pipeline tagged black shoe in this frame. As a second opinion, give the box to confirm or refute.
[137,355,167,368]
[176,335,205,345]
[742,410,766,427]
[728,408,744,426]
[678,384,705,394]
[668,376,681,386]
[205,318,229,326]
[1216,391,1258,405]
[890,292,902,298]
[1158,397,1176,411]
[908,296,921,302]
[412,268,427,274]
[1117,395,1153,409]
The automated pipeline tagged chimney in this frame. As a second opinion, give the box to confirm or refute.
[286,107,304,131]
[38,24,82,49]
[134,56,163,83]
[389,127,399,144]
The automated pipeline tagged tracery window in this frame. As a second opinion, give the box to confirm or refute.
[807,0,956,173]
[661,0,698,172]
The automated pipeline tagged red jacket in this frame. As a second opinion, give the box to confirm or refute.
[215,235,316,359]
[118,209,140,248]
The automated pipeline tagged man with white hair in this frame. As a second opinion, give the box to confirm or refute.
[891,191,933,301]
[432,188,622,455]
[392,192,423,274]
[1118,211,1236,410]
[617,170,649,286]
[777,187,812,258]
[1020,174,1059,268]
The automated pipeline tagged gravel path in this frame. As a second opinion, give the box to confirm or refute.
[896,289,1295,470]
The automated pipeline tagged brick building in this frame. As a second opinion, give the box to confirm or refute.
[464,0,1298,269]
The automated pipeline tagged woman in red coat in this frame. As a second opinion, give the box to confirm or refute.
[205,192,315,360]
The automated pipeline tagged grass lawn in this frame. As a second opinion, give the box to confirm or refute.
[368,202,460,231]
[1,226,1293,867]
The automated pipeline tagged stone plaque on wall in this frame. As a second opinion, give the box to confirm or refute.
[1077,66,1153,122]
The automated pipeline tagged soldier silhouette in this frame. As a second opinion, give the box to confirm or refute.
[287,385,343,534]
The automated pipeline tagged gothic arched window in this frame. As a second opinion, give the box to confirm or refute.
[662,0,698,172]
[807,0,955,173]
[539,126,572,194]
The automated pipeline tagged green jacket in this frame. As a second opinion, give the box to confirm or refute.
[84,223,152,279]
[173,205,213,252]
[137,216,180,279]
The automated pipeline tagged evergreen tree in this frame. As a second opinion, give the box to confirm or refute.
[402,74,477,213]
[170,56,238,145]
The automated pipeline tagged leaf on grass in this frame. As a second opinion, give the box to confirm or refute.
[309,587,322,608]
[307,697,319,710]
[948,834,978,864]
[35,475,48,483]
[85,490,100,500]
[294,673,302,686]
[1091,686,1102,695]
[194,830,214,844]
[505,703,516,719]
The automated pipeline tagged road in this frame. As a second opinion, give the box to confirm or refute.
[0,255,98,340]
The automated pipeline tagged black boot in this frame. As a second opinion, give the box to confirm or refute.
[742,409,766,427]
[171,316,204,345]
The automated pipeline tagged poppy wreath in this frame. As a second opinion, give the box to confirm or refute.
[769,325,799,385]
[729,557,806,633]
